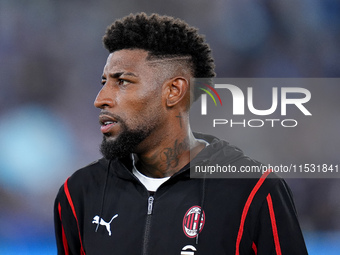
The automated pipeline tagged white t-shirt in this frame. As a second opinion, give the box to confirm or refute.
[131,140,209,192]
[132,167,170,192]
[132,154,169,192]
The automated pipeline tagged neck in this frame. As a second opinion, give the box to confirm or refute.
[135,123,205,178]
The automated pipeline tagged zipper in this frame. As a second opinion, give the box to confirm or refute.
[147,196,154,215]
[142,195,154,255]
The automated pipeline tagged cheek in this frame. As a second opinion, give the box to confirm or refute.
[128,94,164,126]
[134,85,164,110]
[120,80,165,124]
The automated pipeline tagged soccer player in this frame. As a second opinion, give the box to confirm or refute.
[54,13,308,254]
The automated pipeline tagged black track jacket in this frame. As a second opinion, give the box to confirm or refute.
[54,133,308,254]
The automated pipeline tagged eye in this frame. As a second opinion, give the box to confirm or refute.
[117,79,130,86]
[101,77,106,86]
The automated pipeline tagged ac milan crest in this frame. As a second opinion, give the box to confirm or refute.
[182,206,205,238]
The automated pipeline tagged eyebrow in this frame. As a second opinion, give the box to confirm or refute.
[101,72,138,80]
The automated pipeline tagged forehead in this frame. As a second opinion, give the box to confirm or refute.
[103,49,150,74]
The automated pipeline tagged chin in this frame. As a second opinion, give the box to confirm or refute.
[103,133,119,141]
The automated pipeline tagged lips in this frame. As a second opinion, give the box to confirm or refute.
[99,114,118,134]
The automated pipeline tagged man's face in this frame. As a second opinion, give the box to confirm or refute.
[94,49,165,159]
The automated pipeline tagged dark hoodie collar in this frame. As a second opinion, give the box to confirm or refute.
[109,132,246,180]
[191,132,245,166]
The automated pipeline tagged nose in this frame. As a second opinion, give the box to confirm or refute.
[94,85,114,109]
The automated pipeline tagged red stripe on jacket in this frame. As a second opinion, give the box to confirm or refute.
[64,178,86,255]
[235,170,271,255]
[58,202,69,255]
[252,242,257,254]
[267,193,282,255]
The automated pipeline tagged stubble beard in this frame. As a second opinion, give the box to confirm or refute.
[100,121,154,160]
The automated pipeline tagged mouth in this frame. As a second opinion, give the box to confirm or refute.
[99,114,118,134]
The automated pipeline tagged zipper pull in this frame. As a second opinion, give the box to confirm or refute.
[147,196,154,215]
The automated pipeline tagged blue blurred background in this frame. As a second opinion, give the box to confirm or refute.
[0,0,339,254]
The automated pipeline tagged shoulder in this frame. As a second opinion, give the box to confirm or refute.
[56,158,110,198]
[237,172,294,215]
[69,158,109,184]
[205,171,289,208]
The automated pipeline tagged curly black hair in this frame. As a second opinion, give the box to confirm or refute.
[103,13,215,101]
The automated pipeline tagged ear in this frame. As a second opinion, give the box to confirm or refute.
[165,77,189,107]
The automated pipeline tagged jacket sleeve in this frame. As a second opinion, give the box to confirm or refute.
[254,179,308,255]
[54,182,85,255]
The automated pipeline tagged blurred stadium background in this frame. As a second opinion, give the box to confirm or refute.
[0,0,339,254]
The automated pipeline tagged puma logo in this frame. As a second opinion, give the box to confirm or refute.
[92,214,118,236]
